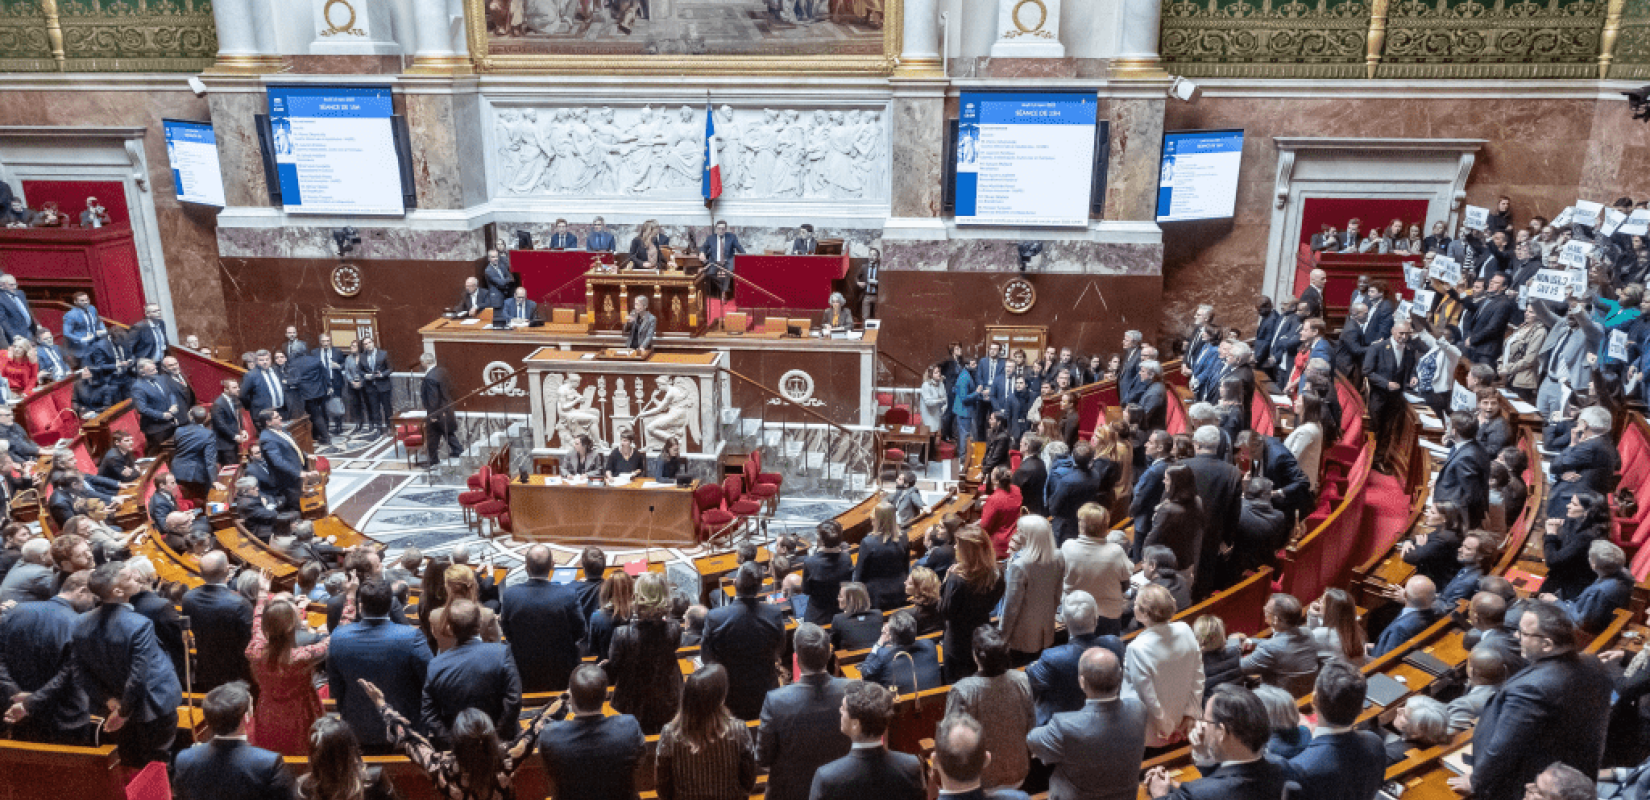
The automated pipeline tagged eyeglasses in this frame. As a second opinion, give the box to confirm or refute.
[1514,628,1550,642]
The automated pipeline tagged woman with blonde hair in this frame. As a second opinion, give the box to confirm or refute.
[999,515,1064,664]
[429,564,502,652]
[853,501,909,610]
[587,570,634,659]
[830,582,882,651]
[1124,584,1204,747]
[1090,422,1133,490]
[605,571,683,734]
[246,570,355,755]
[629,220,667,270]
[939,524,1005,682]
[0,336,37,396]
[654,664,756,800]
[904,565,944,634]
[1195,614,1243,699]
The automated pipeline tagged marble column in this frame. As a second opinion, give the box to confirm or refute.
[1111,0,1165,77]
[409,0,470,72]
[1101,83,1170,221]
[208,0,279,71]
[897,0,943,77]
[883,77,948,260]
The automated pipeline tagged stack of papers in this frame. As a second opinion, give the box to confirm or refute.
[460,318,481,325]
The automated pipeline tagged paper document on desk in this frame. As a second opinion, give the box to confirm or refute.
[1443,746,1473,776]
[1419,416,1444,431]
[1130,572,1150,589]
[1507,398,1537,414]
[460,318,481,325]
[900,425,916,434]
[402,410,427,418]
[1404,393,1426,404]
[1420,440,1450,455]
[641,481,673,489]
[1270,394,1291,404]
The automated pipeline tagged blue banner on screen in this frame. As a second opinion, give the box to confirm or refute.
[1156,130,1244,223]
[163,119,226,208]
[267,85,404,216]
[955,92,1096,227]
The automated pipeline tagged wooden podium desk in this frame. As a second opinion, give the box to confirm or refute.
[585,269,701,334]
[509,474,699,548]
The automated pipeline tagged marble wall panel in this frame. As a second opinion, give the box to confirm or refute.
[405,93,466,211]
[494,221,882,259]
[889,93,945,218]
[1102,96,1165,222]
[217,225,486,260]
[207,91,273,211]
[884,237,1161,274]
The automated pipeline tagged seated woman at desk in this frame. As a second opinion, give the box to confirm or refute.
[561,434,603,479]
[605,429,646,481]
[654,437,688,481]
[627,220,671,270]
[821,292,854,333]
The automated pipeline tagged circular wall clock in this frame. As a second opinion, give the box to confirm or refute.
[1002,277,1036,314]
[331,264,363,297]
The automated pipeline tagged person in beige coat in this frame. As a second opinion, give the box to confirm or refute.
[1498,305,1548,402]
[1059,503,1133,636]
[999,515,1065,663]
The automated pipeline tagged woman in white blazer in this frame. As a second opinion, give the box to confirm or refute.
[1123,583,1205,747]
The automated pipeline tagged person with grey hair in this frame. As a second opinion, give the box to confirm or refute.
[1543,538,1634,632]
[239,348,285,431]
[1185,425,1245,599]
[233,474,280,542]
[419,350,462,468]
[1027,590,1124,726]
[1136,360,1166,431]
[0,538,53,603]
[1186,402,1231,460]
[1546,404,1618,517]
[1252,683,1310,759]
[1335,300,1374,382]
[1384,695,1450,764]
[758,621,851,800]
[822,291,853,332]
[1118,329,1145,401]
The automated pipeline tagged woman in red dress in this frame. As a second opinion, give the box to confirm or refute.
[0,337,38,397]
[245,571,356,755]
[979,466,1023,559]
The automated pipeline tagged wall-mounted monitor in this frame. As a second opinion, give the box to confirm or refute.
[162,119,226,208]
[1156,129,1244,223]
[953,91,1098,227]
[265,84,408,216]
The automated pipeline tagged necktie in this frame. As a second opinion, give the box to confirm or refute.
[1548,328,1571,377]
[154,324,165,351]
[148,378,163,404]
[266,370,282,406]
[717,236,724,262]
[322,351,332,382]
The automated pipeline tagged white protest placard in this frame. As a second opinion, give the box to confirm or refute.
[1610,329,1629,361]
[1576,200,1605,227]
[1603,208,1627,237]
[1403,263,1425,291]
[1413,289,1437,313]
[1558,240,1594,269]
[1451,383,1476,412]
[1623,209,1650,237]
[1518,284,1529,309]
[1529,269,1571,301]
[1465,205,1490,230]
[1396,299,1414,320]
[1429,256,1462,285]
[1553,206,1576,228]
[1569,267,1589,291]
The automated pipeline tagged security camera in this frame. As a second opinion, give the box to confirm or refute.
[187,76,207,97]
[1625,85,1650,122]
[1169,77,1201,103]
[1016,241,1043,272]
[332,227,361,257]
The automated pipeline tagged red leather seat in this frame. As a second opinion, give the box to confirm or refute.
[723,476,761,517]
[476,474,511,536]
[750,449,782,489]
[694,483,736,541]
[743,459,779,508]
[459,465,493,527]
[883,406,911,427]
[395,423,425,468]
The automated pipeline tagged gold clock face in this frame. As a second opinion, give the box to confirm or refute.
[331,264,363,297]
[1002,277,1036,314]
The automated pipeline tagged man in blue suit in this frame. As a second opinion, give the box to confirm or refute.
[699,219,746,300]
[501,287,539,324]
[327,578,432,754]
[34,329,69,383]
[1549,539,1635,633]
[758,622,852,800]
[858,610,942,696]
[1433,410,1492,528]
[586,216,616,252]
[547,218,578,249]
[702,561,787,720]
[182,552,254,692]
[127,303,169,363]
[422,599,521,746]
[0,570,95,745]
[1026,647,1147,800]
[212,378,248,465]
[500,545,585,694]
[1285,660,1386,800]
[1372,575,1441,657]
[286,343,332,446]
[171,406,221,503]
[483,248,513,296]
[313,334,347,437]
[1028,591,1126,725]
[239,350,286,431]
[0,273,36,346]
[1236,431,1313,526]
[172,681,296,800]
[131,358,180,449]
[10,560,182,767]
[536,664,647,800]
[809,681,926,800]
[257,408,312,511]
[60,291,108,364]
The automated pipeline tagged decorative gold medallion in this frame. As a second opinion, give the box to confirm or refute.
[1011,0,1048,33]
[330,264,362,297]
[1002,277,1036,314]
[320,0,364,36]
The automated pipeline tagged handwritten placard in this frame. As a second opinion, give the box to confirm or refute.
[1610,329,1630,361]
[1528,269,1571,302]
[1464,205,1490,230]
[1622,209,1650,237]
[1429,256,1462,285]
[1552,206,1575,228]
[1603,208,1628,237]
[1558,240,1594,269]
[1396,299,1415,320]
[1576,200,1604,227]
[1569,267,1589,291]
[1403,263,1426,290]
[1412,289,1437,313]
[1517,284,1529,309]
[1451,382,1476,412]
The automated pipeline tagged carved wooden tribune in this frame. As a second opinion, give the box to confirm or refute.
[585,269,700,334]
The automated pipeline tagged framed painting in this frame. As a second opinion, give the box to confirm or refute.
[463,0,902,74]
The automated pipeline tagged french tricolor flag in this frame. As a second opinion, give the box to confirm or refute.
[702,101,722,205]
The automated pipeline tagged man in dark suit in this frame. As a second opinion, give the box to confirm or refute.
[1372,576,1442,657]
[547,218,578,250]
[239,350,286,431]
[98,429,139,483]
[182,552,253,692]
[1137,360,1168,431]
[810,681,925,800]
[310,334,346,436]
[1117,330,1145,402]
[789,223,818,254]
[1445,273,1519,364]
[1129,431,1175,560]
[1285,661,1387,800]
[536,664,647,800]
[1028,591,1126,726]
[172,681,296,800]
[573,547,605,621]
[800,520,855,626]
[702,562,786,720]
[160,355,196,409]
[1452,601,1612,799]
[419,352,463,467]
[1012,434,1049,517]
[1185,427,1245,599]
[11,560,182,767]
[483,248,513,296]
[0,405,36,460]
[285,343,331,446]
[126,303,169,363]
[1547,405,1619,517]
[932,714,1031,800]
[453,276,495,318]
[232,477,280,542]
[1048,443,1106,544]
[501,287,539,324]
[1259,302,1304,383]
[1363,321,1418,464]
[327,578,432,753]
[1027,647,1146,800]
[1145,685,1288,800]
[172,406,221,503]
[500,545,585,694]
[1299,268,1327,319]
[127,559,187,686]
[1237,432,1312,526]
[277,326,305,362]
[1333,301,1375,384]
[257,409,311,512]
[356,337,393,435]
[422,599,521,746]
[699,219,746,300]
[1250,298,1281,372]
[758,622,851,800]
[329,549,409,631]
[60,291,108,364]
[212,378,247,466]
[0,273,36,346]
[859,610,942,695]
[1434,410,1492,528]
[586,217,616,252]
[0,570,94,744]
[131,358,181,448]
[623,294,656,352]
[149,473,208,541]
